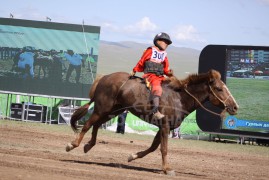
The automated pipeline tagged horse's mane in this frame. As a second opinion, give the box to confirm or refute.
[164,69,221,91]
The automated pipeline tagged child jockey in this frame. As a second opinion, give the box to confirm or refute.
[130,32,173,119]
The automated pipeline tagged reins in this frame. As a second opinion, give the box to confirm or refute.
[111,75,149,114]
[114,78,129,100]
[111,76,132,112]
[183,84,225,117]
[114,75,231,117]
[114,76,144,101]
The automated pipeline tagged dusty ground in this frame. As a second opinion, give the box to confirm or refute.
[0,120,269,180]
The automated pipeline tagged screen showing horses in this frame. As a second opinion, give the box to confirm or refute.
[0,18,100,98]
[223,48,269,134]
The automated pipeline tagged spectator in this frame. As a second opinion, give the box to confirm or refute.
[59,50,67,72]
[11,48,22,71]
[17,47,36,79]
[50,49,63,82]
[116,110,128,134]
[85,53,95,71]
[172,126,181,139]
[64,49,85,83]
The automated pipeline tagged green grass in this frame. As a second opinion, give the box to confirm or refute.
[226,78,269,121]
[0,118,74,134]
[0,93,88,119]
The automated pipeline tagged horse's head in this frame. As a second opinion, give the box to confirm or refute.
[207,70,239,115]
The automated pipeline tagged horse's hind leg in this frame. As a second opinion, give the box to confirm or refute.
[83,120,105,153]
[66,113,100,152]
[84,108,122,153]
[128,130,161,162]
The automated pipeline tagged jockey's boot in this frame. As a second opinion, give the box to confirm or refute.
[152,96,165,119]
[153,111,165,120]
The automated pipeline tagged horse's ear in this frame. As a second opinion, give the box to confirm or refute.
[208,69,221,84]
[209,77,215,85]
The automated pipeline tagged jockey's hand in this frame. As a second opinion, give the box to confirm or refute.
[129,70,136,77]
[167,69,173,77]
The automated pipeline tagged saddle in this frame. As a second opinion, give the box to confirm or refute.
[129,76,151,90]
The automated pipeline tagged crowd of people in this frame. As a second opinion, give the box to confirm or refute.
[0,46,96,83]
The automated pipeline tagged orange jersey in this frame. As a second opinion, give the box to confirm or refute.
[133,46,170,76]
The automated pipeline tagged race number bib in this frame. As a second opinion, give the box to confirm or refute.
[150,47,167,63]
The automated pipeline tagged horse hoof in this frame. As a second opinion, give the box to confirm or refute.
[166,170,176,176]
[66,143,74,152]
[128,154,137,162]
[84,143,91,153]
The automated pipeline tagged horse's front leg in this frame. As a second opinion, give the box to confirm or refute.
[160,120,175,176]
[128,130,161,162]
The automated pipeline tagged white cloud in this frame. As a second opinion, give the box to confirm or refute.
[102,17,157,35]
[101,17,158,43]
[102,22,120,32]
[257,0,269,6]
[123,17,157,33]
[173,25,206,43]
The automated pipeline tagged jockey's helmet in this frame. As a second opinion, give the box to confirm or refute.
[153,32,172,46]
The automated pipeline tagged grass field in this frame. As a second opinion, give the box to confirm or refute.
[226,77,269,121]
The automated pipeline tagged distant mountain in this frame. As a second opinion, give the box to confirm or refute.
[97,40,201,78]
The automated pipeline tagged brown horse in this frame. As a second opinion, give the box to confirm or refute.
[66,69,239,175]
[34,52,53,79]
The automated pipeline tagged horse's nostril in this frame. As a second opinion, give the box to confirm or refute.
[233,106,238,111]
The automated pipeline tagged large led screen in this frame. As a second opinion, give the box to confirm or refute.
[223,48,269,134]
[198,45,269,138]
[0,18,100,99]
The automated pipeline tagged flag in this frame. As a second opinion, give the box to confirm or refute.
[46,17,51,22]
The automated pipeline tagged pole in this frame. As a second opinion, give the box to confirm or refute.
[82,20,94,83]
[5,94,10,117]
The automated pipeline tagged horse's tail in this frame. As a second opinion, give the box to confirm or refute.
[89,75,104,99]
[70,100,93,132]
[71,75,103,132]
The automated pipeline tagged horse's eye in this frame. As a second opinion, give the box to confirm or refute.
[215,87,223,92]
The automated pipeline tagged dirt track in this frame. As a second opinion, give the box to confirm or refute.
[0,120,269,180]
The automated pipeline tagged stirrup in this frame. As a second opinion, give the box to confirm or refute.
[145,78,151,90]
[153,111,165,119]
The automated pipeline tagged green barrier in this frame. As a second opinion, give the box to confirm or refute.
[110,111,201,135]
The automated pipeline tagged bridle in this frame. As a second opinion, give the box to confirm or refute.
[208,85,232,108]
[183,83,231,117]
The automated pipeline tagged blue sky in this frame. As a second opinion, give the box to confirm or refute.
[1,0,269,50]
